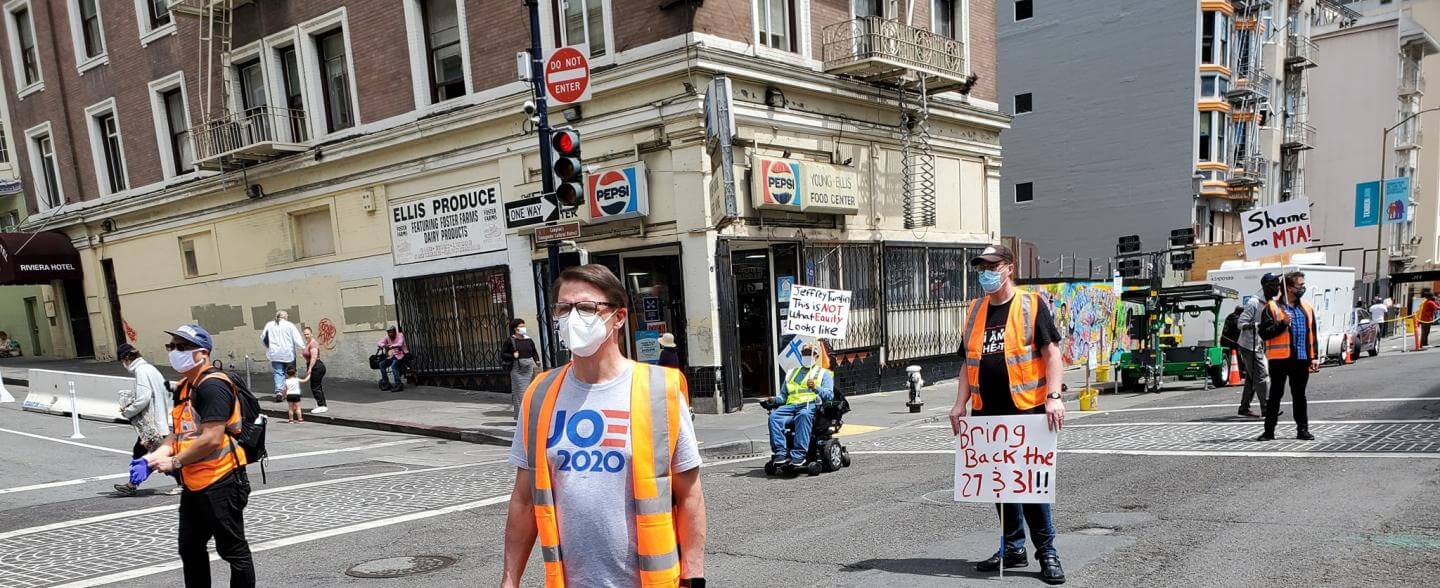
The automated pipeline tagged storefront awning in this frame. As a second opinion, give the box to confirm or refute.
[0,232,82,285]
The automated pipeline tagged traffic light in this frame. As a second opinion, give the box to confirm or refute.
[1169,228,1195,248]
[1170,251,1194,271]
[1117,235,1141,255]
[550,128,584,207]
[1118,258,1143,278]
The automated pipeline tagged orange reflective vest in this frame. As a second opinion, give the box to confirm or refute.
[1264,300,1317,360]
[520,361,687,587]
[170,371,245,492]
[963,291,1048,411]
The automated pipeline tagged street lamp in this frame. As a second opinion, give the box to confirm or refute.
[1373,105,1440,299]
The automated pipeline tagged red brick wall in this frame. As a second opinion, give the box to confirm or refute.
[693,0,753,44]
[465,0,528,93]
[969,0,997,102]
[611,0,692,54]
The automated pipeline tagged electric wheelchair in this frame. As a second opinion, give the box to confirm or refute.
[759,389,853,476]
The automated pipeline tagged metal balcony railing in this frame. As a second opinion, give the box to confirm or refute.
[167,0,251,16]
[1394,127,1422,150]
[1287,34,1318,68]
[1228,71,1273,102]
[1230,155,1269,185]
[1282,121,1315,150]
[822,17,968,91]
[1400,59,1425,96]
[193,106,308,169]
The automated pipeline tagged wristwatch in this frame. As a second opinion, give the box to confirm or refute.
[1047,392,1063,400]
[170,457,182,470]
[680,578,705,588]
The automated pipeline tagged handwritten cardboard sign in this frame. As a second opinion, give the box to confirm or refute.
[1242,198,1313,260]
[782,285,852,340]
[953,414,1057,504]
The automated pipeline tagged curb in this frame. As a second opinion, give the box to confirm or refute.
[257,406,514,446]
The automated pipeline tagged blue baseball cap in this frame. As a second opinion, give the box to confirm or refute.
[164,324,214,350]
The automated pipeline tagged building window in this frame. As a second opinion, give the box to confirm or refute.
[1198,111,1228,164]
[278,45,308,142]
[27,127,61,210]
[146,0,169,29]
[315,28,355,133]
[561,0,607,57]
[423,0,465,102]
[1201,11,1215,64]
[757,0,795,52]
[1014,92,1032,114]
[1199,112,1211,161]
[155,85,195,176]
[87,104,128,194]
[8,4,40,88]
[292,208,336,259]
[236,58,267,113]
[1200,74,1229,98]
[934,0,960,40]
[855,0,883,17]
[178,232,215,278]
[2,210,18,231]
[0,127,8,163]
[1014,182,1033,203]
[74,0,105,59]
[1014,0,1032,21]
[1201,11,1229,67]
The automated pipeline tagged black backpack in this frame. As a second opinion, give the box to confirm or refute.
[201,366,269,482]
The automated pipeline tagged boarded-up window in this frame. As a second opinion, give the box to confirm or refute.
[293,208,335,259]
[179,231,216,278]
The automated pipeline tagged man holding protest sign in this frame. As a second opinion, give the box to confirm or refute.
[949,244,1068,585]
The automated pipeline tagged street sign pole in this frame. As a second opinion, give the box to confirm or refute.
[525,0,561,367]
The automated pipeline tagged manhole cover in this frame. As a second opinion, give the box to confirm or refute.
[1076,527,1115,536]
[345,555,457,578]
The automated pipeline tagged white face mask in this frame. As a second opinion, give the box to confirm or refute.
[558,312,614,358]
[516,327,528,337]
[169,349,201,373]
[801,355,816,367]
[121,359,135,373]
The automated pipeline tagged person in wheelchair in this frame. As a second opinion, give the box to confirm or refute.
[760,344,834,469]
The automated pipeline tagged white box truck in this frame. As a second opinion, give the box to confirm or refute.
[1199,254,1356,363]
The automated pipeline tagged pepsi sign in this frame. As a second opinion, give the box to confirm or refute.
[585,162,649,223]
[752,157,803,211]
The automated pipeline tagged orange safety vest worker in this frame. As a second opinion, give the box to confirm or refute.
[520,362,687,587]
[962,290,1047,411]
[1264,300,1318,360]
[170,371,246,491]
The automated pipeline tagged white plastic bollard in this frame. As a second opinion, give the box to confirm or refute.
[68,380,85,439]
[0,367,14,403]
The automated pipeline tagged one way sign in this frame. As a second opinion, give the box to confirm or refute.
[505,195,557,228]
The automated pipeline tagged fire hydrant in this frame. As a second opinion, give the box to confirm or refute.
[905,365,925,413]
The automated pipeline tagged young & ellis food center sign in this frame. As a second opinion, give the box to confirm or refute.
[750,155,860,215]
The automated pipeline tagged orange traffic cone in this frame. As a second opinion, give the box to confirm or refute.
[1342,334,1353,364]
[1227,350,1243,386]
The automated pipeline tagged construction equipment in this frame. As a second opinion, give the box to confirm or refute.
[1117,284,1239,393]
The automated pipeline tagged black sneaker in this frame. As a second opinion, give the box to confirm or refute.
[379,381,392,391]
[975,550,1028,572]
[1296,431,1315,441]
[112,483,138,496]
[1238,410,1260,418]
[1255,432,1275,441]
[1039,554,1066,584]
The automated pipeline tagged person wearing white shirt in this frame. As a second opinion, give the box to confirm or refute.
[261,311,306,398]
[1369,298,1390,338]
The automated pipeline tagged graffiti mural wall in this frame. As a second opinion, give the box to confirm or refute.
[1023,282,1132,366]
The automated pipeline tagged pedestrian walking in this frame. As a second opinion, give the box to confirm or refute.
[282,366,310,423]
[501,318,539,417]
[1235,274,1280,418]
[114,343,181,496]
[502,264,707,588]
[301,326,328,414]
[143,324,255,587]
[1369,297,1390,338]
[1257,271,1319,442]
[376,325,408,392]
[948,244,1067,585]
[261,311,305,400]
[1419,292,1438,349]
[658,333,682,369]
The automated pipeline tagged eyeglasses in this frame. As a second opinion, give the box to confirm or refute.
[552,301,619,319]
[165,342,199,352]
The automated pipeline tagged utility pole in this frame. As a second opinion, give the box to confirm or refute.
[524,0,562,366]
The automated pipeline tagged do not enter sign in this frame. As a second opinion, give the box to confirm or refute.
[545,44,591,105]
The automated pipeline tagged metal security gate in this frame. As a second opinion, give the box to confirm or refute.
[802,243,882,351]
[883,245,984,361]
[393,266,513,379]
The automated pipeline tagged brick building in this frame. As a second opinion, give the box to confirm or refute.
[0,0,1006,413]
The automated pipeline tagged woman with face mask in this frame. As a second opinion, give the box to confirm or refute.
[502,318,540,417]
[502,265,707,588]
[113,344,180,496]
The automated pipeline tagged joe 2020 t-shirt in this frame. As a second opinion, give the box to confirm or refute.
[962,296,1061,416]
[508,363,701,587]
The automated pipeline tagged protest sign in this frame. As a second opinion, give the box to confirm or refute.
[782,285,852,339]
[953,414,1057,504]
[1242,197,1313,260]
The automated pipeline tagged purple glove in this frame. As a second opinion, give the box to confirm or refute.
[129,458,151,487]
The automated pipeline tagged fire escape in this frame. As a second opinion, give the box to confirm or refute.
[169,0,307,171]
[1227,0,1272,205]
[1279,3,1317,202]
[821,13,977,230]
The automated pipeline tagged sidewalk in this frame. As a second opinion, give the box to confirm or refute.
[0,355,1111,460]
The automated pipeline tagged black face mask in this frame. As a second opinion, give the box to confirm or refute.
[1291,287,1306,299]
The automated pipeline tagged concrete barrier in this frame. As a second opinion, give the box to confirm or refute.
[21,369,129,423]
[0,366,14,403]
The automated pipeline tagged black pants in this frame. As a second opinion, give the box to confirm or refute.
[179,477,255,587]
[309,360,327,406]
[1264,358,1311,436]
[1422,323,1432,348]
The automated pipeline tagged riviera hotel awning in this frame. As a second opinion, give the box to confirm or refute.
[0,232,83,285]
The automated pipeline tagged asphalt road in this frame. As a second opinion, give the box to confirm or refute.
[1,345,1437,587]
